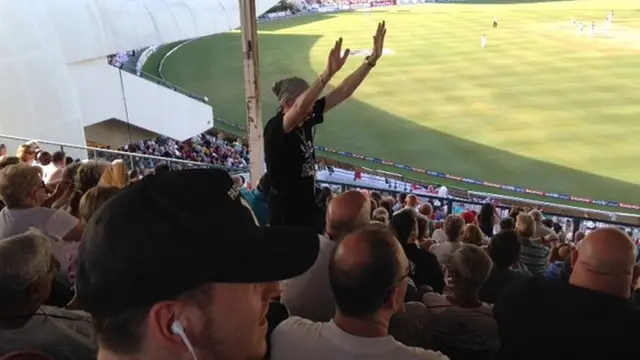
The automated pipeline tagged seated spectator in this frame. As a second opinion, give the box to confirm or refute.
[271,225,447,360]
[154,162,170,174]
[16,144,35,165]
[43,151,66,185]
[76,168,319,360]
[68,160,110,217]
[0,164,83,277]
[0,230,97,358]
[50,162,81,211]
[529,210,554,237]
[66,186,121,285]
[462,224,484,246]
[391,209,445,294]
[98,160,128,188]
[460,210,476,225]
[240,173,270,226]
[479,230,529,304]
[0,156,20,170]
[516,213,550,277]
[544,243,574,282]
[281,190,370,322]
[423,244,498,357]
[498,217,514,231]
[430,214,464,266]
[372,207,389,224]
[128,168,140,182]
[494,227,640,359]
[418,203,435,236]
[379,197,394,216]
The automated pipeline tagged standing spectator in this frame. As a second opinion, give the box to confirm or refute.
[76,169,319,360]
[264,23,386,227]
[494,228,640,359]
[271,225,447,360]
[0,143,6,156]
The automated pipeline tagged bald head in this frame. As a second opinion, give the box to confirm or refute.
[418,203,433,217]
[405,195,418,208]
[325,190,371,239]
[329,224,405,318]
[571,227,638,298]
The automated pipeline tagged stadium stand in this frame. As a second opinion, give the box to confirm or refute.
[4,1,640,360]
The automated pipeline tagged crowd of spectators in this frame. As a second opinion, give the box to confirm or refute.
[91,132,250,173]
[1,137,640,360]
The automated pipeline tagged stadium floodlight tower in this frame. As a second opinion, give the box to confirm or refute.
[239,0,265,184]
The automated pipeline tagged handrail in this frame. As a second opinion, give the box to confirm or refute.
[0,133,249,173]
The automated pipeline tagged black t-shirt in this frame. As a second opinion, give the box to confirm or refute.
[494,276,640,359]
[402,243,445,294]
[478,266,529,304]
[264,97,326,195]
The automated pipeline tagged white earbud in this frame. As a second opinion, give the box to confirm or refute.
[171,320,199,360]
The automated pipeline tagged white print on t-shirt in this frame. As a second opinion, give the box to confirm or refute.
[300,140,316,178]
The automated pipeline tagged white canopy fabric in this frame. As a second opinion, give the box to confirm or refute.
[0,0,277,154]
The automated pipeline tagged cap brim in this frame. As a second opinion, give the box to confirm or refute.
[232,226,320,283]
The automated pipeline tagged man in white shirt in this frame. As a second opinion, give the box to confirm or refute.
[271,224,448,360]
[281,190,371,322]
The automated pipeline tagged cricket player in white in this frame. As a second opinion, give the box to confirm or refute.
[590,21,595,36]
[481,34,487,48]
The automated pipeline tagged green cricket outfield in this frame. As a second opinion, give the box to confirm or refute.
[146,0,640,208]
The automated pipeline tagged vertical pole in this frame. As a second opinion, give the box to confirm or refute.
[239,0,264,185]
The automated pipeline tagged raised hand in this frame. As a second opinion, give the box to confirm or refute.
[368,21,387,64]
[326,37,350,78]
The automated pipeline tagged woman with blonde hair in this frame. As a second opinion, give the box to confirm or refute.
[67,185,121,284]
[0,164,83,282]
[16,144,35,165]
[98,160,128,188]
[462,224,485,246]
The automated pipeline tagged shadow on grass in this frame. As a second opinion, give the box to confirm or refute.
[161,31,640,206]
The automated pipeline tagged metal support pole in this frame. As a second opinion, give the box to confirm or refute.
[239,0,264,185]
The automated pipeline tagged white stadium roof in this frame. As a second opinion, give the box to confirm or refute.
[0,0,278,156]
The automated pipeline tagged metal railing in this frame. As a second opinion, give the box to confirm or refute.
[0,133,248,174]
[319,180,640,234]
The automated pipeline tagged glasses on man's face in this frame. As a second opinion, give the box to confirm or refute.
[398,261,416,283]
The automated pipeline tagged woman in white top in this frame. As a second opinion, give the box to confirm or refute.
[0,164,83,279]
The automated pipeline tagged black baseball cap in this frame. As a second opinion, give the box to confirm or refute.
[76,168,319,317]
